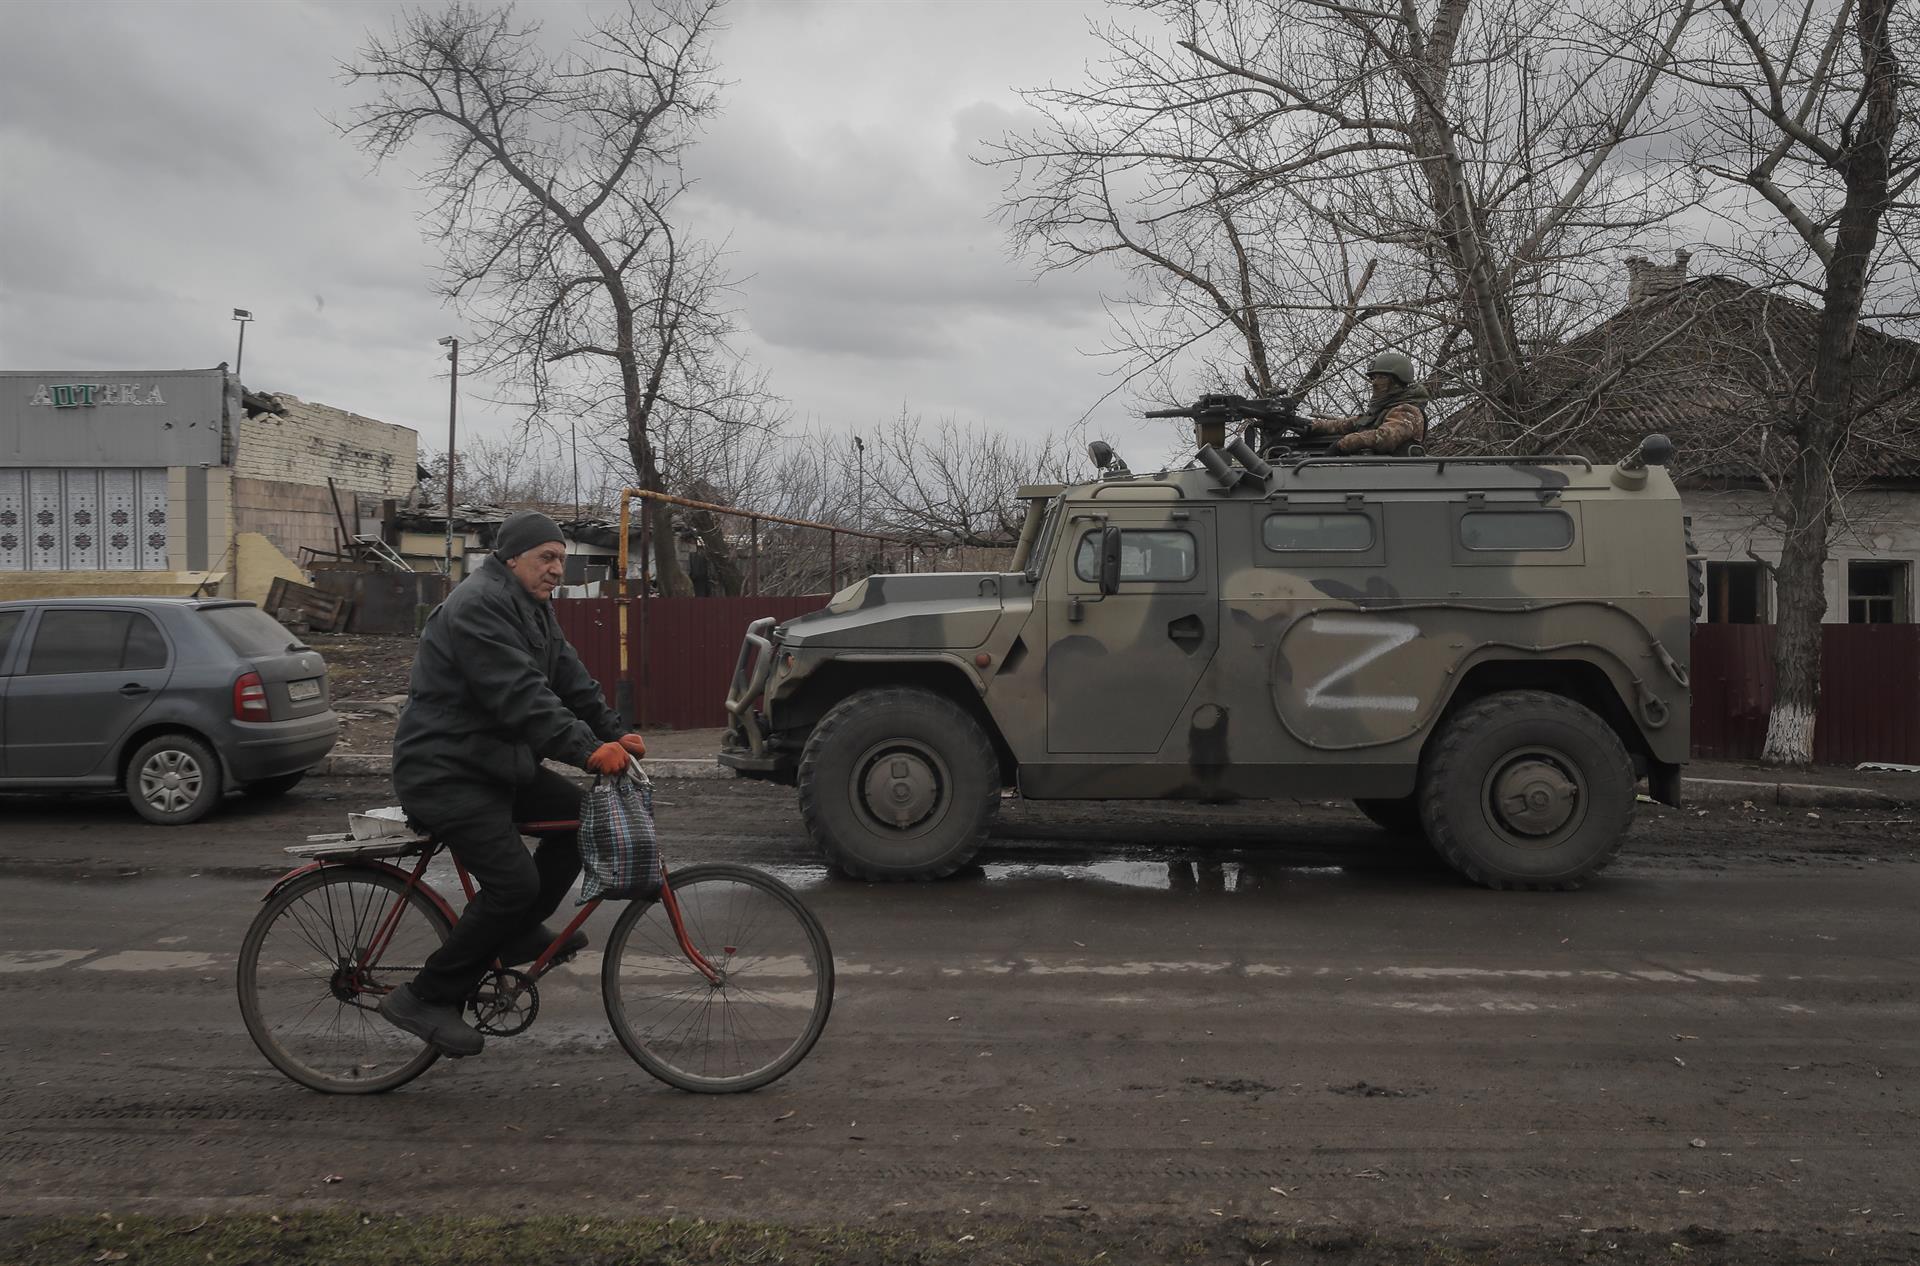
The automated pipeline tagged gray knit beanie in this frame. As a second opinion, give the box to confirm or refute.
[494,510,565,561]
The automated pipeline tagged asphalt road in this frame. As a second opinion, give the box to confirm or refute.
[2,777,1917,1246]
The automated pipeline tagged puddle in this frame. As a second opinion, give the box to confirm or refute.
[978,859,1356,893]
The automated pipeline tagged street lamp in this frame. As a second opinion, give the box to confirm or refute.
[231,309,253,380]
[853,435,866,536]
[438,336,459,576]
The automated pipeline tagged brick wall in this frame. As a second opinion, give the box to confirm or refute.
[232,476,351,567]
[234,394,418,498]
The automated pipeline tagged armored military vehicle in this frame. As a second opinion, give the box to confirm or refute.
[720,397,1692,890]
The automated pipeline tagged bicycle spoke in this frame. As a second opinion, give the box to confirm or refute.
[241,869,450,1094]
[605,867,831,1093]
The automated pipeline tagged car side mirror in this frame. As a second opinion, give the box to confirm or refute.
[1098,525,1123,595]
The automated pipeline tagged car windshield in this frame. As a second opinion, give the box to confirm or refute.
[1025,497,1064,581]
[200,605,302,657]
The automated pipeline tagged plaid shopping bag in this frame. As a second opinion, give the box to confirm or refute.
[577,765,663,903]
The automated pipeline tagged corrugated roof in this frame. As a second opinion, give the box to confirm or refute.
[1443,275,1920,484]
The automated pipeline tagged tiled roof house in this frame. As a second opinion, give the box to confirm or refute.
[1448,252,1920,625]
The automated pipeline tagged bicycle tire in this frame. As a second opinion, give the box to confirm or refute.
[602,863,834,1093]
[237,866,452,1095]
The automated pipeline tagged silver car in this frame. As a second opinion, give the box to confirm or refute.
[0,597,338,823]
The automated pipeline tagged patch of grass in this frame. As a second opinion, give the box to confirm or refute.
[3,1213,1915,1266]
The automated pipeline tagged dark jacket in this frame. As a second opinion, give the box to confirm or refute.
[393,554,625,810]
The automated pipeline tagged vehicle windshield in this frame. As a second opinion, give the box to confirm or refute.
[200,605,303,657]
[1024,497,1064,582]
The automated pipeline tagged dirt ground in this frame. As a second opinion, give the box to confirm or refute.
[7,1211,1918,1266]
[303,633,419,701]
[3,782,1919,1266]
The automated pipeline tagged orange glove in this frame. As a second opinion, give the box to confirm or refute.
[587,742,628,776]
[618,733,648,759]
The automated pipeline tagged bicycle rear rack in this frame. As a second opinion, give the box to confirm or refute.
[287,833,431,861]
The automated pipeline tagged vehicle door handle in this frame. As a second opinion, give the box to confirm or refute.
[119,683,151,697]
[1167,614,1205,652]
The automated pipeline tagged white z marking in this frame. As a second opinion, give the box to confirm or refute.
[1302,615,1420,712]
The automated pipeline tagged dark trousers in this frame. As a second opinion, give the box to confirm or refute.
[409,767,583,1005]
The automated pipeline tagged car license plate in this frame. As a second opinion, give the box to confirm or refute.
[288,678,321,702]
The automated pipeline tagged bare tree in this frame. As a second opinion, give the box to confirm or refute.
[420,433,577,509]
[1674,0,1915,765]
[992,0,1698,432]
[340,0,779,598]
[864,411,1076,548]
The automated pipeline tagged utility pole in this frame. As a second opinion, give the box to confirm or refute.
[437,336,459,576]
[231,309,253,379]
[571,421,580,519]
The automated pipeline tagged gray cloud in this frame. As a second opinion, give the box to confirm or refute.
[2,0,1148,462]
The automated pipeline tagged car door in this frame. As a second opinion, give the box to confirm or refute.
[1045,508,1219,754]
[3,607,174,780]
[0,609,25,776]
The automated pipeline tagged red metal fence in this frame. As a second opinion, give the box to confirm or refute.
[559,597,1920,760]
[1690,624,1920,764]
[554,595,829,730]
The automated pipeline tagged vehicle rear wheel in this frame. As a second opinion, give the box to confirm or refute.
[244,772,308,799]
[126,732,224,825]
[797,686,1000,881]
[238,867,450,1094]
[1418,690,1635,890]
[1354,796,1425,838]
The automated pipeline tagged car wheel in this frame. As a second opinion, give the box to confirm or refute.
[797,686,1000,881]
[126,733,224,825]
[243,772,307,799]
[1418,690,1634,890]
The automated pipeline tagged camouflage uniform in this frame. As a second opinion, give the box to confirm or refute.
[1306,389,1429,455]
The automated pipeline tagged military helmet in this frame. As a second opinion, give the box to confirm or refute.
[1364,351,1417,386]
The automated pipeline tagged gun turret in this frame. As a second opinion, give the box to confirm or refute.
[1143,393,1309,454]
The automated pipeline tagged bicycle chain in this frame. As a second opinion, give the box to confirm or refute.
[469,967,539,1037]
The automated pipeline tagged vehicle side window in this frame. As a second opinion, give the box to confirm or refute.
[1263,513,1374,552]
[123,613,169,670]
[1074,529,1196,583]
[0,611,21,671]
[1459,510,1574,552]
[25,610,137,675]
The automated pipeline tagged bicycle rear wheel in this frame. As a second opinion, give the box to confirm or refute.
[238,867,452,1094]
[602,863,834,1093]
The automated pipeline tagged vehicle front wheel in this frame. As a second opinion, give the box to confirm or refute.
[797,686,1000,881]
[126,732,224,825]
[1418,690,1635,890]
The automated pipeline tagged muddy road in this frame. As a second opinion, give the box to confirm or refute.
[2,778,1918,1255]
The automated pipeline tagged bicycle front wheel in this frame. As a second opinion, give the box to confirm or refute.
[602,863,834,1093]
[238,866,452,1094]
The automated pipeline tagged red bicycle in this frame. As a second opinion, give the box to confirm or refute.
[237,766,833,1095]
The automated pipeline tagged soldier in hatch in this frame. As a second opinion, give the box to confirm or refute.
[1306,352,1429,455]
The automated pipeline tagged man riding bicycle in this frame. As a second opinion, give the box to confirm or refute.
[380,510,644,1057]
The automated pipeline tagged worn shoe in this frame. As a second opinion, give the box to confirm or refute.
[499,925,589,968]
[378,983,485,1058]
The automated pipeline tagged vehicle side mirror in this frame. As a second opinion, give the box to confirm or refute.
[1098,525,1123,595]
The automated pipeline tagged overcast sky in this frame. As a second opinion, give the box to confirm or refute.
[0,0,1181,470]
